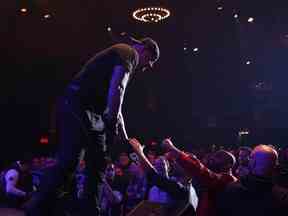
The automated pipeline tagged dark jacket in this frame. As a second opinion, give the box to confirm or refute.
[217,174,287,216]
[146,169,196,216]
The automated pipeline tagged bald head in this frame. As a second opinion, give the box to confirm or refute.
[249,145,278,177]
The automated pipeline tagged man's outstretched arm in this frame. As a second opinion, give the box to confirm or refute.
[129,138,188,199]
[163,139,236,188]
[104,65,129,134]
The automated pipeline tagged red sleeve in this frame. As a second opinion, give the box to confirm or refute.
[177,152,236,190]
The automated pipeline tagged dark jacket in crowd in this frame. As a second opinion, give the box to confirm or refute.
[217,174,288,216]
[146,169,196,216]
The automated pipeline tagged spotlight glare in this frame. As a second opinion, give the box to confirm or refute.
[43,14,51,19]
[248,17,254,23]
[193,48,199,52]
[20,8,28,13]
[239,130,249,136]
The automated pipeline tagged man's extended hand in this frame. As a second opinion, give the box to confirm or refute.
[128,138,145,155]
[162,138,177,152]
[161,138,182,160]
[128,138,157,172]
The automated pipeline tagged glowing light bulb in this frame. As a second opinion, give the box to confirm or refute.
[248,17,254,23]
[43,14,51,19]
[20,8,28,13]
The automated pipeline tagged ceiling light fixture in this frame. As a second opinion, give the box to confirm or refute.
[20,8,28,13]
[132,7,170,23]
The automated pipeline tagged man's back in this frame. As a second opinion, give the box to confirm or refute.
[217,175,284,216]
[70,43,138,112]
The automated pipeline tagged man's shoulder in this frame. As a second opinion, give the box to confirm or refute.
[88,43,136,65]
[110,43,139,71]
[111,43,133,50]
[111,43,138,58]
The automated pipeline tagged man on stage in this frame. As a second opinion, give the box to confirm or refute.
[23,35,160,216]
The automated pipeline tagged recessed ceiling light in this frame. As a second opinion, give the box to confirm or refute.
[20,8,28,13]
[248,17,254,23]
[43,14,51,19]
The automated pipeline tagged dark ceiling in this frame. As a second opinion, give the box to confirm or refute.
[1,0,288,159]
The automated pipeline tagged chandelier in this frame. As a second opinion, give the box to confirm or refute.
[132,6,170,23]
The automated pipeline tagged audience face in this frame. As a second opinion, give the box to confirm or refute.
[78,159,86,171]
[238,150,251,166]
[115,166,123,176]
[40,157,46,166]
[211,144,217,152]
[147,151,157,164]
[32,158,41,169]
[119,153,130,167]
[105,164,115,181]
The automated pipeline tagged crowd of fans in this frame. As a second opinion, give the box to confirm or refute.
[0,138,288,216]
